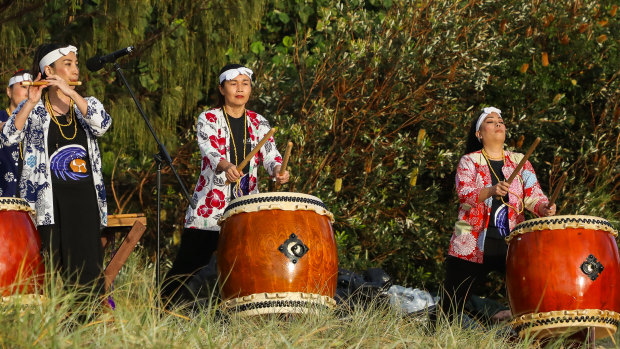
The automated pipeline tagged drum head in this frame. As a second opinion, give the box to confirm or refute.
[0,197,35,216]
[218,192,334,224]
[507,215,617,243]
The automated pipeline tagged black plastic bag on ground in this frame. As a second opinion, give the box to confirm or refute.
[335,267,392,311]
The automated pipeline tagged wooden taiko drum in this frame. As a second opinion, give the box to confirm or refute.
[217,192,338,315]
[0,197,44,296]
[506,215,620,339]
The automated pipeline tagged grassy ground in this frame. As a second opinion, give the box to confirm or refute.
[0,251,618,348]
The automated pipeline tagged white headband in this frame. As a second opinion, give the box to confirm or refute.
[39,45,78,74]
[8,72,33,87]
[219,67,253,84]
[475,107,502,132]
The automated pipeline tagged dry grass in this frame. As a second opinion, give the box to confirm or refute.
[0,251,618,348]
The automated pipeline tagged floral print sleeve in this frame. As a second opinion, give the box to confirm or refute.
[76,97,112,137]
[247,111,282,177]
[184,108,229,230]
[455,155,484,208]
[197,111,226,172]
[520,159,550,217]
[0,100,29,146]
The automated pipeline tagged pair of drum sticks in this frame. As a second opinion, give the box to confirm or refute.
[507,137,566,208]
[225,128,293,187]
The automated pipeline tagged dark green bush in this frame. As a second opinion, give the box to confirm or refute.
[236,0,619,288]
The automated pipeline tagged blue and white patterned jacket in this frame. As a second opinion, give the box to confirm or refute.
[0,97,111,227]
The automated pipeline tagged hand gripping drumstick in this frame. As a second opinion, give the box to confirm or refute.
[22,81,82,86]
[548,171,568,208]
[275,141,293,190]
[225,127,277,185]
[506,137,541,185]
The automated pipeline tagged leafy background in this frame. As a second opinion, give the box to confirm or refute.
[1,0,618,295]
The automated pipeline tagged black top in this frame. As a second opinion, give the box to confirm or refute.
[39,109,101,291]
[226,112,251,197]
[486,159,510,240]
[46,110,93,185]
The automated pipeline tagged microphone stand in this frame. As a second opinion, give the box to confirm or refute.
[112,62,196,306]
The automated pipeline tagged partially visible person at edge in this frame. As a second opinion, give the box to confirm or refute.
[0,44,111,294]
[441,107,556,323]
[0,69,32,197]
[162,64,290,304]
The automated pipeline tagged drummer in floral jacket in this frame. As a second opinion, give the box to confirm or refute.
[442,107,555,323]
[183,107,283,230]
[162,64,289,304]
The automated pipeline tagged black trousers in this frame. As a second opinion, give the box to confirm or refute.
[161,228,219,303]
[441,238,508,317]
[38,180,104,294]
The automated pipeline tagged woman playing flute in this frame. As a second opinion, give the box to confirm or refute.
[0,44,111,293]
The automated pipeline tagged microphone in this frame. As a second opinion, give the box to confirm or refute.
[86,46,134,71]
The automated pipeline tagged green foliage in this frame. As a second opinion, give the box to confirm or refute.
[237,0,619,289]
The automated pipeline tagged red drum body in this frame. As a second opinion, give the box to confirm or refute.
[217,193,338,315]
[0,198,44,296]
[506,215,620,339]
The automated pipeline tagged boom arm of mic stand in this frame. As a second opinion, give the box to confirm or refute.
[113,63,195,209]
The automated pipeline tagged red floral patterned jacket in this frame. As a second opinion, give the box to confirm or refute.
[184,108,282,231]
[449,150,550,263]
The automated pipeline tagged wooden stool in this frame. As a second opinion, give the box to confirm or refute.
[102,214,147,291]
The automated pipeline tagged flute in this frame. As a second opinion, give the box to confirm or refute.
[21,81,82,86]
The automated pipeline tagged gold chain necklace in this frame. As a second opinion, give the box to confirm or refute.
[45,93,77,140]
[481,149,524,214]
[223,106,247,198]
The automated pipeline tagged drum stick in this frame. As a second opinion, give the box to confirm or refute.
[275,141,293,190]
[225,128,277,185]
[548,172,567,208]
[506,137,540,184]
[21,81,82,86]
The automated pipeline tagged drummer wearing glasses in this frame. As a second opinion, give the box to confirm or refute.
[441,107,556,323]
